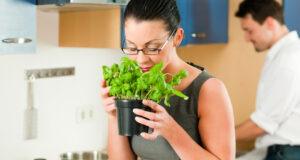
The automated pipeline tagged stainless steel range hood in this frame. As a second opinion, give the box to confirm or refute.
[37,0,128,12]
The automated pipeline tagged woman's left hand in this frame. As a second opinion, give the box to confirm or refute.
[133,99,177,140]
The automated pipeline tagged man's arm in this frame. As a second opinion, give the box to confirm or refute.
[236,118,266,141]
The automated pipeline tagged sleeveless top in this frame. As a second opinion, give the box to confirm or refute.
[131,64,213,160]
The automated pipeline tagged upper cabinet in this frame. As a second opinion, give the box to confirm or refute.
[57,0,229,48]
[39,0,229,49]
[177,0,228,45]
[59,8,121,48]
[36,1,125,49]
[284,0,300,33]
[0,0,36,54]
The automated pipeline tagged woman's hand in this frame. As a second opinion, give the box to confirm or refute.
[100,80,116,118]
[133,99,177,140]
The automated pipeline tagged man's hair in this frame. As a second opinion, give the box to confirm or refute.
[124,0,180,35]
[235,0,284,25]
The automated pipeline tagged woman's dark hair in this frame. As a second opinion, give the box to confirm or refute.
[235,0,284,25]
[124,0,180,35]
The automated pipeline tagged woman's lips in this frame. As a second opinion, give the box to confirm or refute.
[140,67,151,72]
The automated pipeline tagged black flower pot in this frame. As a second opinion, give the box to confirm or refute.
[115,99,149,136]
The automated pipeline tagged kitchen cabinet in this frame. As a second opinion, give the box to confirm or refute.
[176,0,228,45]
[58,0,229,48]
[59,8,121,48]
[36,0,124,48]
[284,0,300,33]
[0,0,36,54]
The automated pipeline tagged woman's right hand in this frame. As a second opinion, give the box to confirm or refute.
[100,80,117,118]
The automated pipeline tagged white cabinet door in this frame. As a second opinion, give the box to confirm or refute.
[0,0,36,54]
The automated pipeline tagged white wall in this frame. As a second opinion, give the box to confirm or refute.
[0,10,123,160]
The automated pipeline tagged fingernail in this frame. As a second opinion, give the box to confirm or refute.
[133,109,137,113]
[135,116,140,122]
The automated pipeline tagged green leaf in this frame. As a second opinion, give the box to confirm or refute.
[123,73,132,82]
[149,62,163,73]
[164,94,171,107]
[172,90,189,100]
[170,70,188,86]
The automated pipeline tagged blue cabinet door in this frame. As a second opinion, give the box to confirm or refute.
[0,0,36,54]
[284,0,300,33]
[177,0,228,45]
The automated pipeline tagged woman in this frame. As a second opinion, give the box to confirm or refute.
[100,0,235,159]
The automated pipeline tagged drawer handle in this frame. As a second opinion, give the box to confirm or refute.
[191,33,206,39]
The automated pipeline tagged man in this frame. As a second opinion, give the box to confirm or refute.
[235,0,300,160]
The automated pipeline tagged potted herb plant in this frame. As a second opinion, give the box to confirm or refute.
[102,57,188,136]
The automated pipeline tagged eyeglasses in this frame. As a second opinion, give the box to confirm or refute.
[121,28,177,55]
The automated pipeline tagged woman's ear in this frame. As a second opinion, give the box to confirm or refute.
[173,27,184,47]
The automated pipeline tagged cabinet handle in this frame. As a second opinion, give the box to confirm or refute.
[2,38,32,44]
[191,33,206,39]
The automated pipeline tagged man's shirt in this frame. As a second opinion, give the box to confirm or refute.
[251,31,300,148]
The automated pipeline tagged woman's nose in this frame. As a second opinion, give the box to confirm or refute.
[136,51,149,64]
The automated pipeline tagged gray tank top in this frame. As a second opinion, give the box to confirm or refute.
[131,67,213,160]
